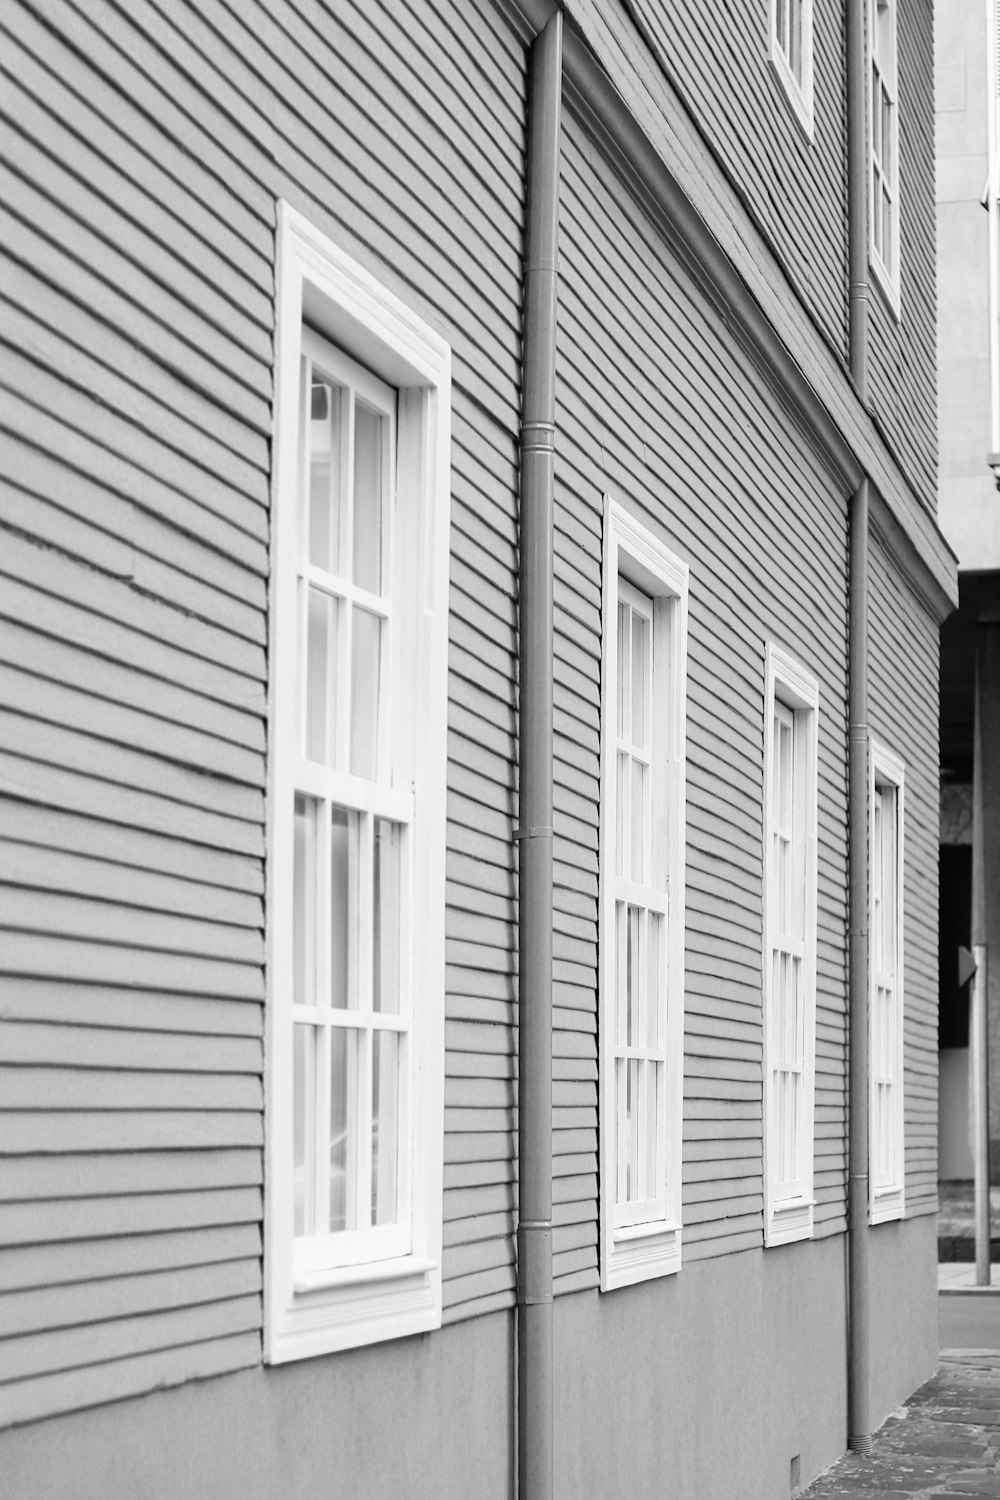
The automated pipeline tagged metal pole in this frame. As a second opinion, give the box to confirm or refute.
[971,946,991,1283]
[971,636,992,1285]
[848,478,872,1451]
[846,0,874,1449]
[517,13,562,1500]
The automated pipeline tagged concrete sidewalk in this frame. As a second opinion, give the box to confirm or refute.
[801,1352,1000,1497]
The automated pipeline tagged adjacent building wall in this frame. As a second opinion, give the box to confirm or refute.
[623,0,849,359]
[0,0,528,1423]
[0,0,949,1488]
[935,0,997,567]
[867,0,938,512]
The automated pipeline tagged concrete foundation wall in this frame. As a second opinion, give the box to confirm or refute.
[867,1213,939,1427]
[554,1237,848,1500]
[0,1314,514,1500]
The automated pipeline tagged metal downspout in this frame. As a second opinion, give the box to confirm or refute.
[847,0,873,1453]
[517,14,562,1500]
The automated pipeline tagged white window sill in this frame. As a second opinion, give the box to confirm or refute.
[602,1222,681,1290]
[294,1256,437,1296]
[766,1198,815,1247]
[267,1256,441,1363]
[870,1187,905,1225]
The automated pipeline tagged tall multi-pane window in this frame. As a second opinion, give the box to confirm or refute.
[763,646,818,1247]
[769,0,814,134]
[266,204,451,1363]
[870,742,905,1223]
[291,335,410,1269]
[870,0,900,310]
[600,498,688,1291]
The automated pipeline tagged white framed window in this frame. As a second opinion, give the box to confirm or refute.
[265,203,450,1363]
[869,0,901,314]
[869,740,905,1224]
[769,0,815,135]
[763,645,819,1247]
[599,497,688,1291]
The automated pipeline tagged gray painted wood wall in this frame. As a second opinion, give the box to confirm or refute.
[0,0,941,1434]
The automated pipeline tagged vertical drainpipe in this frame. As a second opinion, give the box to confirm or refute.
[517,12,562,1500]
[846,0,873,1454]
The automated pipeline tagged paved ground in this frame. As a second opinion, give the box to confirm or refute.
[801,1352,1000,1497]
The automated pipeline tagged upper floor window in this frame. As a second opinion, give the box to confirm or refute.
[763,645,818,1247]
[869,0,901,313]
[265,204,451,1363]
[599,498,688,1291]
[870,741,905,1223]
[769,0,815,136]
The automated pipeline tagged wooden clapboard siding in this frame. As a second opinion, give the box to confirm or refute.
[867,0,937,512]
[1,0,529,1414]
[867,535,940,1218]
[555,104,851,1273]
[1,0,268,1426]
[623,0,849,359]
[551,476,602,1292]
[258,0,527,1323]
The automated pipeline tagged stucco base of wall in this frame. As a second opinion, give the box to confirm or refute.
[0,1313,514,1500]
[866,1210,939,1428]
[554,1236,848,1500]
[0,1225,939,1499]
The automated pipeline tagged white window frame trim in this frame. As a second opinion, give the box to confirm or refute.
[868,0,902,318]
[868,738,905,1225]
[265,202,450,1363]
[599,496,688,1291]
[762,643,819,1248]
[768,0,815,138]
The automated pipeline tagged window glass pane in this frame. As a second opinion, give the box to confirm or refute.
[630,758,647,883]
[631,609,648,750]
[331,806,353,1010]
[627,903,640,1046]
[616,750,628,878]
[353,401,384,595]
[351,607,383,779]
[374,819,401,1014]
[293,794,317,1008]
[615,1054,628,1204]
[305,587,337,764]
[871,64,881,161]
[881,94,893,180]
[292,1023,314,1236]
[615,900,627,1048]
[776,0,787,52]
[372,1030,399,1225]
[330,1025,358,1233]
[789,0,802,82]
[627,1057,639,1200]
[648,910,662,1050]
[309,375,343,574]
[617,600,629,740]
[882,187,893,270]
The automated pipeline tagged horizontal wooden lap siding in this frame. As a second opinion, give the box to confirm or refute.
[866,536,940,1218]
[626,0,849,360]
[867,0,937,511]
[255,0,526,1323]
[556,107,850,1268]
[0,0,270,1423]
